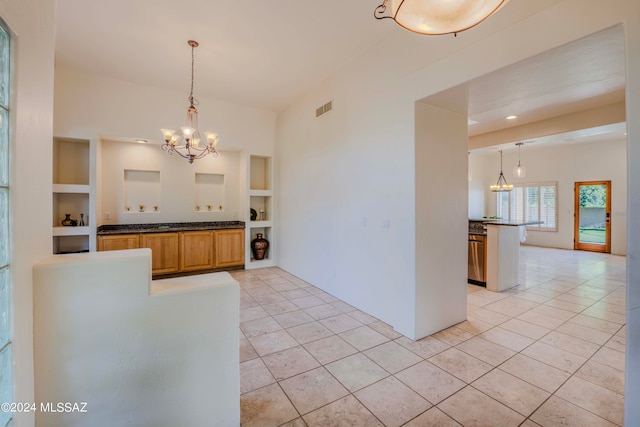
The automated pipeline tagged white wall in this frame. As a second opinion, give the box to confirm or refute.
[276,1,640,420]
[33,250,240,427]
[100,140,243,225]
[470,138,627,255]
[0,1,55,426]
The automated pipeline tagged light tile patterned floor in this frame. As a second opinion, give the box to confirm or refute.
[234,246,626,426]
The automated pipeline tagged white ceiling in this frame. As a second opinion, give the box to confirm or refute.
[55,2,626,145]
[55,0,394,112]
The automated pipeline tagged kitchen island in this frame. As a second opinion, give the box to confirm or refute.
[484,220,541,292]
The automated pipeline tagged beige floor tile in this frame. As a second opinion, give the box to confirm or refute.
[286,321,334,344]
[241,295,260,310]
[428,348,493,383]
[467,307,511,325]
[280,288,313,300]
[319,313,363,334]
[403,407,461,426]
[269,282,302,292]
[245,286,277,297]
[556,321,612,345]
[395,360,466,404]
[544,298,588,313]
[531,396,617,427]
[455,336,515,366]
[262,300,300,316]
[591,346,625,371]
[583,305,626,324]
[348,310,378,325]
[510,292,551,304]
[472,369,550,416]
[437,386,525,427]
[241,316,284,338]
[484,297,539,317]
[480,327,534,352]
[339,326,389,351]
[369,320,402,339]
[467,293,496,307]
[240,383,299,427]
[575,360,625,395]
[291,296,326,309]
[555,376,624,425]
[303,303,343,320]
[249,330,299,357]
[519,420,542,427]
[432,326,475,346]
[500,318,551,340]
[355,376,431,427]
[539,330,601,358]
[240,358,277,394]
[395,336,450,359]
[455,317,494,335]
[303,395,383,427]
[240,338,259,362]
[554,292,599,306]
[499,354,571,393]
[240,306,271,323]
[273,310,315,328]
[364,341,423,373]
[253,293,288,306]
[317,293,340,304]
[517,310,566,329]
[262,346,320,381]
[521,341,587,374]
[280,417,308,427]
[568,313,624,334]
[325,353,389,392]
[330,300,358,313]
[526,304,576,321]
[604,334,626,352]
[303,335,358,365]
[280,367,349,415]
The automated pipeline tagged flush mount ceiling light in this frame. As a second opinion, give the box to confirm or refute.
[161,40,219,164]
[506,115,518,120]
[374,0,511,36]
[513,141,526,178]
[490,150,513,192]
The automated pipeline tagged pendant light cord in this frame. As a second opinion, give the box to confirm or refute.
[188,42,198,107]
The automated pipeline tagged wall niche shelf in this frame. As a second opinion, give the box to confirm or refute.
[52,137,96,254]
[195,173,225,213]
[247,155,274,268]
[123,169,161,213]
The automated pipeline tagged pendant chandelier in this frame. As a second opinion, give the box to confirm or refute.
[374,0,511,36]
[161,40,219,164]
[490,150,513,192]
[513,142,526,178]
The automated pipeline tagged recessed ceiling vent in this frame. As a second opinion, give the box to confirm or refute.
[315,100,333,118]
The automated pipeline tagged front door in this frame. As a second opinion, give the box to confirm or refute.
[574,181,611,253]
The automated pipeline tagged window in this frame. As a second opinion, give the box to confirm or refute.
[496,182,557,231]
[0,19,11,427]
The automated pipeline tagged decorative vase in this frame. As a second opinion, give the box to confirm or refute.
[79,213,85,226]
[61,214,74,226]
[251,233,269,260]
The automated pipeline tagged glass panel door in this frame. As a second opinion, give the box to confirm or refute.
[574,181,611,253]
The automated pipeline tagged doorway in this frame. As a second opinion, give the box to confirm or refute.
[574,181,611,253]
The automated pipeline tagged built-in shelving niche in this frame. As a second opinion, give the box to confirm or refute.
[195,173,225,212]
[123,169,161,213]
[249,227,272,262]
[250,156,271,191]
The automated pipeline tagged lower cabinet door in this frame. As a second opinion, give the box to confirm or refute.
[215,229,245,268]
[140,233,180,275]
[98,234,140,251]
[180,231,214,272]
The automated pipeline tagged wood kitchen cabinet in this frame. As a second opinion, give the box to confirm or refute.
[180,231,214,272]
[140,232,180,275]
[215,229,245,268]
[97,234,140,251]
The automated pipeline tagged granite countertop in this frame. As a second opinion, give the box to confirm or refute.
[97,221,245,235]
[483,220,543,226]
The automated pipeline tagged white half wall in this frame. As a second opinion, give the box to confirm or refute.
[33,250,240,427]
[471,138,627,255]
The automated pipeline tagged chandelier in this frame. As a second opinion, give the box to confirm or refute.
[161,40,219,164]
[374,0,511,36]
[490,150,513,192]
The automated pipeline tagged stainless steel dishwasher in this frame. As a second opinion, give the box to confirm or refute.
[468,234,486,286]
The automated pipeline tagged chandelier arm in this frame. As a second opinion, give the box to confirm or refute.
[374,2,389,19]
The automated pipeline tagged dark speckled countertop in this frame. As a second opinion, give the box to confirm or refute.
[97,221,245,235]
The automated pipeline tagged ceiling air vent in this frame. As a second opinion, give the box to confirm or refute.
[316,100,333,118]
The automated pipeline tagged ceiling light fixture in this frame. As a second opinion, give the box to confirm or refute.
[490,150,513,192]
[506,115,517,120]
[161,40,219,164]
[374,0,511,36]
[513,142,526,178]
